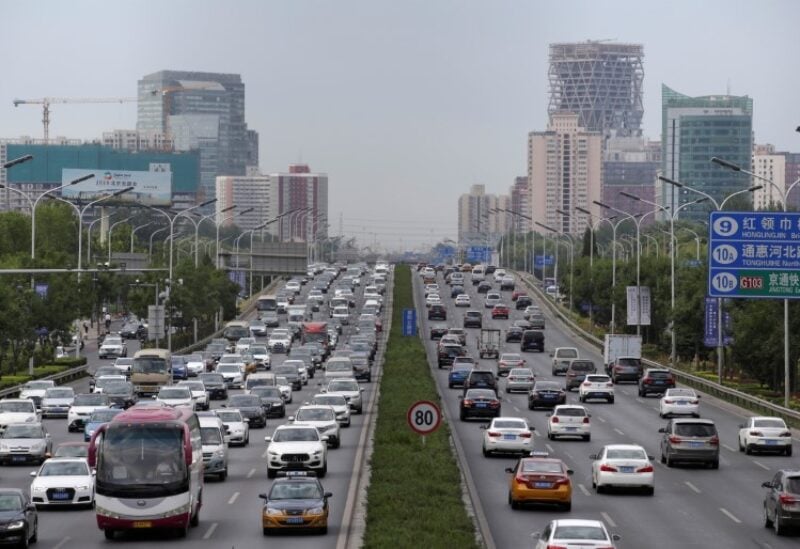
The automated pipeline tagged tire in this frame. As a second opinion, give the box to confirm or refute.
[332,438,341,449]
[104,530,115,541]
[527,401,535,411]
[764,505,773,528]
[508,492,519,510]
[738,438,744,452]
[219,469,227,481]
[482,446,490,457]
[660,452,666,464]
[582,435,591,442]
[562,501,572,511]
[775,511,787,536]
[709,459,719,470]
[245,434,250,446]
[190,504,200,527]
[19,528,29,548]
[547,432,554,441]
[665,452,673,468]
[29,520,37,543]
[318,464,327,478]
[596,483,605,494]
[263,527,271,536]
[786,446,793,457]
[267,468,277,479]
[578,395,584,403]
[460,411,466,420]
[645,486,655,496]
[745,444,752,455]
[608,397,615,404]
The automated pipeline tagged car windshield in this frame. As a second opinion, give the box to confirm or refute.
[617,358,640,367]
[104,383,131,395]
[269,481,322,500]
[200,374,224,384]
[55,445,88,458]
[25,382,52,390]
[297,408,335,421]
[553,525,607,541]
[0,494,23,511]
[648,370,671,378]
[216,411,242,422]
[570,362,594,371]
[501,354,521,361]
[251,346,268,354]
[493,420,527,430]
[252,387,282,399]
[132,357,168,374]
[753,418,786,428]
[674,423,716,437]
[328,380,358,392]
[230,396,261,407]
[786,477,800,493]
[606,448,647,460]
[535,383,561,391]
[666,389,695,397]
[159,388,190,399]
[40,461,89,477]
[522,460,562,473]
[466,389,496,399]
[90,409,121,422]
[555,408,586,417]
[2,425,43,438]
[586,375,610,383]
[200,427,223,445]
[327,363,352,372]
[509,369,532,376]
[273,428,319,442]
[557,349,578,358]
[0,401,34,412]
[314,396,346,406]
[186,355,203,362]
[45,389,73,398]
[180,383,204,391]
[217,365,241,374]
[74,394,108,406]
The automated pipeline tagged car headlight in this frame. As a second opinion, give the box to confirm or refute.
[213,449,226,459]
[312,450,322,456]
[31,442,45,452]
[268,451,279,457]
[31,485,46,493]
[75,485,91,491]
[25,416,35,423]
[265,507,283,516]
[307,506,324,516]
[5,520,24,530]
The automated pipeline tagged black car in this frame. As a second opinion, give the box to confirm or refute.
[199,373,228,400]
[638,369,676,396]
[273,365,302,391]
[528,381,566,409]
[438,344,466,368]
[463,369,498,394]
[226,394,267,428]
[515,296,533,309]
[103,382,138,409]
[250,387,286,418]
[89,366,119,392]
[520,330,545,352]
[476,281,493,294]
[119,321,144,340]
[464,311,483,329]
[0,489,37,547]
[459,388,501,420]
[505,326,524,343]
[428,304,447,321]
[351,356,372,382]
[429,323,449,340]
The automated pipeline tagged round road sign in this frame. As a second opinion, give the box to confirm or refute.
[407,400,442,435]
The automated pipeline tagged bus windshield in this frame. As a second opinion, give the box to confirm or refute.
[132,358,168,375]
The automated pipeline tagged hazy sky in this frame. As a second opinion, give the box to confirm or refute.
[3,0,799,252]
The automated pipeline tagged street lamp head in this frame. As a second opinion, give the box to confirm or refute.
[593,200,611,210]
[70,173,95,185]
[220,205,236,213]
[575,206,592,215]
[658,175,682,188]
[555,209,569,217]
[2,154,33,169]
[198,198,217,208]
[748,185,763,193]
[238,207,255,215]
[112,186,135,198]
[619,191,641,201]
[711,157,741,172]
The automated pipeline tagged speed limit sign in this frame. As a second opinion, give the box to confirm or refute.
[407,400,442,436]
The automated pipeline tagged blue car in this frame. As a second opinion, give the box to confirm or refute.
[84,407,123,441]
[448,364,473,389]
[171,356,189,380]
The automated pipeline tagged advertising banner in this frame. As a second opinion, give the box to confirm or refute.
[626,286,651,326]
[62,168,172,207]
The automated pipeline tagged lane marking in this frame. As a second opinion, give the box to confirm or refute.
[600,511,617,527]
[512,406,520,412]
[564,451,573,460]
[685,481,701,494]
[720,508,741,523]
[597,416,607,423]
[53,538,71,549]
[613,428,625,436]
[203,522,219,539]
[546,443,555,453]
[578,484,591,496]
[247,468,257,478]
[228,491,240,505]
[753,460,770,471]
[722,444,736,453]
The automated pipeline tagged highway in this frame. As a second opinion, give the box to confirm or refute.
[415,269,800,548]
[0,269,387,549]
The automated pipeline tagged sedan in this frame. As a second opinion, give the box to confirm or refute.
[507,456,573,510]
[290,406,341,449]
[226,394,267,428]
[591,444,655,495]
[533,519,620,549]
[659,388,700,418]
[40,387,75,419]
[484,293,502,308]
[459,389,501,421]
[177,380,210,411]
[310,394,351,427]
[0,489,37,547]
[0,424,51,465]
[547,405,591,441]
[506,368,535,393]
[497,353,524,377]
[454,294,471,307]
[491,304,510,319]
[155,386,194,408]
[30,458,95,508]
[739,416,793,456]
[481,417,533,457]
[83,408,123,442]
[214,408,250,446]
[528,381,566,410]
[505,326,524,343]
[250,386,286,418]
[448,364,473,389]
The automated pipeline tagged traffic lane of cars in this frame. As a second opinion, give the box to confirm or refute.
[422,272,799,548]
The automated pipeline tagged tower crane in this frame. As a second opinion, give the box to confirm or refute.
[12,96,138,143]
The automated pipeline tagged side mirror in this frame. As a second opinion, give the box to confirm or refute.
[589,454,598,460]
[545,413,552,417]
[258,493,268,500]
[504,467,515,474]
[324,492,333,498]
[479,425,487,430]
[151,395,157,399]
[647,455,655,461]
[658,428,666,433]
[29,471,37,477]
[738,423,745,429]
[288,416,295,422]
[697,395,702,399]
[360,388,365,393]
[549,352,553,357]
[264,436,272,442]
[566,469,574,475]
[612,534,621,541]
[762,481,773,488]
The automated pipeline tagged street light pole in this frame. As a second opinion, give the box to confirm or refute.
[215,207,255,269]
[107,216,133,265]
[31,173,94,261]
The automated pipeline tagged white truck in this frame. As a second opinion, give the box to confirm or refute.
[478,329,501,359]
[603,334,642,374]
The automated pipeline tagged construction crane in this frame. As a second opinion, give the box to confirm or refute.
[12,96,138,143]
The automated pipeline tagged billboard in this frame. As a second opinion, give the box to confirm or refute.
[61,168,172,206]
[626,286,651,326]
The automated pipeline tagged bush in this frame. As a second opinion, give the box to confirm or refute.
[53,357,87,368]
[33,365,69,378]
[0,376,31,390]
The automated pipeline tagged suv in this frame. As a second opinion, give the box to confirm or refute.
[762,469,800,535]
[551,347,579,376]
[638,369,676,396]
[520,330,544,352]
[427,304,447,321]
[515,296,533,309]
[565,360,597,391]
[463,370,498,395]
[198,414,230,480]
[658,418,719,469]
[463,311,483,329]
[609,357,643,384]
[438,344,466,368]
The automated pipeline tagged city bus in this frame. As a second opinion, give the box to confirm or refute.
[256,294,278,312]
[88,404,203,540]
[301,322,330,354]
[130,348,171,396]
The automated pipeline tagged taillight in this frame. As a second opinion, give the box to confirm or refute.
[780,432,792,437]
[553,477,570,486]
[567,373,575,378]
[487,431,501,437]
[551,417,560,423]
[643,378,652,384]
[637,465,654,473]
[583,417,590,424]
[519,432,532,438]
[779,493,798,505]
[599,464,617,472]
[582,381,591,386]
[515,474,528,485]
[606,382,614,387]
[690,400,699,405]
[749,431,763,437]
[709,435,720,446]
[545,545,568,549]
[463,399,474,406]
[668,436,682,444]
[664,399,674,404]
[489,401,500,408]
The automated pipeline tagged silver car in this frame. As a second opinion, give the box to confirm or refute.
[0,423,52,465]
[40,387,75,418]
[506,368,535,393]
[323,378,364,414]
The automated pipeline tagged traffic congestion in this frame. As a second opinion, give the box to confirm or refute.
[0,262,389,548]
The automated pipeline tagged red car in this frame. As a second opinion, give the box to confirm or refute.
[511,290,527,302]
[491,304,510,319]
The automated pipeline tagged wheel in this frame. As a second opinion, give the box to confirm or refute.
[190,504,200,527]
[245,434,250,446]
[332,438,341,449]
[318,464,327,478]
[638,388,644,397]
[29,520,37,543]
[448,383,454,388]
[775,511,787,535]
[19,527,29,548]
[746,443,753,454]
[527,401,535,411]
[738,438,744,452]
[547,432,554,440]
[786,446,793,457]
[645,486,654,496]
[104,529,116,540]
[562,501,572,511]
[660,452,666,464]
[482,446,490,457]
[460,411,466,420]
[608,397,614,404]
[764,505,774,528]
[267,468,277,479]
[596,483,605,494]
[709,459,719,470]
[219,469,227,481]
[578,395,584,403]
[582,435,591,442]
[665,453,673,468]
[508,492,519,510]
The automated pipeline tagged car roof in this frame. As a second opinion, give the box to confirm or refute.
[603,443,646,451]
[671,418,715,424]
[550,519,607,527]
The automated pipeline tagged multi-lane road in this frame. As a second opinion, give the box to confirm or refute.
[415,269,799,548]
[0,271,387,549]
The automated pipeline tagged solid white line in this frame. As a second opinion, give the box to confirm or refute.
[228,492,240,505]
[753,460,770,471]
[722,444,736,453]
[52,538,71,549]
[613,428,625,436]
[597,416,607,423]
[203,522,219,539]
[600,511,617,528]
[685,481,701,494]
[578,484,591,496]
[247,468,257,478]
[720,508,741,523]
[546,443,555,453]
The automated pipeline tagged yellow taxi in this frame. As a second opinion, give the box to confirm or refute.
[505,453,573,510]
[259,471,332,535]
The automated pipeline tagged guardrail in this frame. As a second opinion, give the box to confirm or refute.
[514,270,800,427]
[0,364,89,399]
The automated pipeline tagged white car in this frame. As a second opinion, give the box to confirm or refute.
[551,347,579,376]
[19,381,56,408]
[155,386,194,408]
[506,368,535,393]
[425,293,442,307]
[177,380,210,411]
[235,337,255,354]
[533,519,620,549]
[323,378,364,414]
[578,374,615,403]
[738,416,793,456]
[659,388,700,418]
[309,393,351,427]
[91,375,127,394]
[591,444,655,495]
[184,354,206,376]
[484,292,502,308]
[30,458,95,508]
[265,424,328,478]
[331,306,350,325]
[275,376,294,403]
[268,329,292,353]
[493,269,507,283]
[547,405,591,441]
[481,417,533,457]
[423,283,439,296]
[214,408,250,446]
[112,357,134,376]
[324,358,355,382]
[40,388,75,419]
[454,294,471,307]
[249,345,270,369]
[285,281,301,294]
[0,399,39,429]
[98,336,127,359]
[290,405,341,448]
[215,364,244,389]
[67,393,109,432]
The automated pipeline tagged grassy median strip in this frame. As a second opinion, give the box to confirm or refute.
[363,265,479,549]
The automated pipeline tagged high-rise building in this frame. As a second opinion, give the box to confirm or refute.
[751,144,786,210]
[509,176,531,232]
[528,113,603,235]
[457,184,510,248]
[783,152,800,209]
[660,84,753,220]
[102,129,173,152]
[601,137,660,220]
[268,164,328,242]
[215,174,278,233]
[137,71,258,202]
[548,41,644,138]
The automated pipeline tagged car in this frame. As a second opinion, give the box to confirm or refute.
[177,380,210,411]
[321,358,353,384]
[0,399,39,429]
[547,405,591,441]
[505,326,524,342]
[265,424,329,478]
[198,414,229,480]
[451,356,476,370]
[551,347,579,376]
[427,304,447,320]
[103,381,138,409]
[249,319,268,337]
[459,388,501,420]
[423,283,440,297]
[0,489,37,547]
[284,359,310,385]
[249,345,271,370]
[506,456,573,510]
[226,394,268,428]
[520,330,544,352]
[533,519,620,549]
[259,471,332,535]
[437,344,466,368]
[608,356,643,383]
[463,310,483,329]
[155,385,194,408]
[491,303,510,319]
[506,368,535,393]
[268,329,293,353]
[448,363,473,389]
[261,310,280,328]
[112,357,134,376]
[497,353,525,377]
[98,335,127,359]
[500,276,515,291]
[119,320,144,339]
[476,281,492,293]
[428,322,449,340]
[0,423,51,465]
[216,363,245,389]
[739,416,793,456]
[275,377,294,404]
[528,381,566,410]
[309,394,351,427]
[184,354,206,376]
[250,386,287,418]
[638,368,676,396]
[91,374,127,394]
[462,369,498,394]
[659,388,701,418]
[290,406,341,449]
[578,374,615,403]
[481,417,533,457]
[18,381,55,408]
[52,441,89,458]
[484,292,502,308]
[450,285,465,299]
[522,305,540,320]
[446,328,467,346]
[528,313,546,330]
[659,418,720,469]
[83,407,123,442]
[454,294,471,307]
[30,457,95,508]
[565,359,597,391]
[591,444,655,495]
[762,469,800,535]
[214,408,250,446]
[199,372,229,400]
[322,378,364,414]
[515,295,533,309]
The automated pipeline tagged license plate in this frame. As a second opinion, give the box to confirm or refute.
[533,482,551,488]
[11,456,25,462]
[766,440,777,445]
[503,434,516,440]
[285,517,304,524]
[654,380,664,384]
[677,401,688,405]
[565,427,577,432]
[132,521,152,529]
[688,441,704,448]
[543,395,555,399]
[51,492,70,500]
[475,403,487,408]
[619,466,634,473]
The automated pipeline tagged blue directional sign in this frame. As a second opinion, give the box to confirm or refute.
[466,246,492,263]
[535,255,554,267]
[708,211,800,299]
[402,309,417,336]
[703,298,734,347]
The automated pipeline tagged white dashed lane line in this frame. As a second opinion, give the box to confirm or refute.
[685,481,701,494]
[228,491,240,505]
[203,522,219,539]
[578,484,591,496]
[545,443,555,453]
[596,417,607,423]
[247,468,257,478]
[720,508,741,523]
[600,511,617,527]
[753,460,770,471]
[722,444,736,453]
[53,537,71,549]
[613,428,625,436]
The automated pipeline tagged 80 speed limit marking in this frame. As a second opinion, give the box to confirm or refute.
[407,400,442,435]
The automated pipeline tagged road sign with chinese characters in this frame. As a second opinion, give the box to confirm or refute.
[708,211,800,299]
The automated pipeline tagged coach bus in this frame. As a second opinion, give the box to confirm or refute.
[88,404,203,540]
[256,294,278,312]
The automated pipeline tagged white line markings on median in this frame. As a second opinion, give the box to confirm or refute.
[203,522,219,539]
[247,468,257,478]
[685,481,701,494]
[596,416,607,423]
[613,428,625,436]
[546,443,555,453]
[53,537,71,549]
[228,492,240,505]
[578,484,591,496]
[720,508,741,523]
[600,512,617,528]
[722,444,736,453]
[753,460,770,471]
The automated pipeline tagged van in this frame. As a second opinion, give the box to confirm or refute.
[244,373,276,393]
[471,265,485,285]
[565,359,597,391]
[521,330,545,352]
[198,413,229,480]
